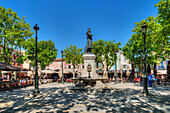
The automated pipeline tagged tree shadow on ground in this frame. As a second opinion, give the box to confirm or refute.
[0,83,169,113]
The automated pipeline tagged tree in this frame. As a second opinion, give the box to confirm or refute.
[38,40,58,69]
[0,6,33,64]
[104,41,121,71]
[155,0,170,37]
[63,45,84,78]
[123,16,169,76]
[23,38,58,69]
[92,39,121,78]
[155,0,170,60]
[155,0,170,77]
[92,39,105,68]
[23,38,35,65]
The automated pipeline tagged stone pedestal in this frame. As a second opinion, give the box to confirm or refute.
[81,54,98,78]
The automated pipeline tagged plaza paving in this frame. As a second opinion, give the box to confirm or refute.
[0,82,170,113]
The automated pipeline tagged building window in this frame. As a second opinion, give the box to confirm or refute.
[68,65,71,69]
[82,65,84,68]
[51,66,53,70]
[124,57,126,61]
[58,61,61,64]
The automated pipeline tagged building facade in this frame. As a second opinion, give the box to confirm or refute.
[111,51,131,71]
[46,58,66,70]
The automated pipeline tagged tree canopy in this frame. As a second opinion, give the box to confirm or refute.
[123,0,170,72]
[63,45,84,78]
[155,0,170,37]
[92,39,121,70]
[0,6,33,64]
[23,38,58,69]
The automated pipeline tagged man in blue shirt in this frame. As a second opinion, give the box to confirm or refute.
[148,73,153,87]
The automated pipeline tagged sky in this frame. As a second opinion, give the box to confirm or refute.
[0,0,160,58]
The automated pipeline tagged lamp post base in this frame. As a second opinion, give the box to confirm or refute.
[115,76,118,84]
[143,77,148,96]
[33,89,40,96]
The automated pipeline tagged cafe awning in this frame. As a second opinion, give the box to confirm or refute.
[0,62,30,71]
[41,69,57,74]
[157,70,167,75]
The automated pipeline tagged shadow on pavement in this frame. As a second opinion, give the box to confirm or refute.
[0,83,169,113]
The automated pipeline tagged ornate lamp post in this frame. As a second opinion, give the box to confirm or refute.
[33,24,40,96]
[141,23,148,95]
[61,50,64,84]
[115,50,118,84]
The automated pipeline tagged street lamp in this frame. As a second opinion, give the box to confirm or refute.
[141,23,148,95]
[115,50,118,84]
[33,24,40,96]
[61,50,64,84]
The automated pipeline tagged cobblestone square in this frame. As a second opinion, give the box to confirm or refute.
[0,83,169,113]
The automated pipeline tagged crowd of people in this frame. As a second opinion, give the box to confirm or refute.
[0,71,169,91]
[111,73,169,87]
[139,73,168,87]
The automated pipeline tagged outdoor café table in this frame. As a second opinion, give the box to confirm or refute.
[2,80,13,91]
[44,79,47,84]
[0,81,2,90]
[11,81,18,89]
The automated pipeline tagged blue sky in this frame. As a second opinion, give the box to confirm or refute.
[1,0,159,58]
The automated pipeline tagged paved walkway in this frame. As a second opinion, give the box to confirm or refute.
[0,82,170,113]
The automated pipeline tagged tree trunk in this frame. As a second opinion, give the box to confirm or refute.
[73,65,75,78]
[147,64,151,75]
[132,62,135,81]
[3,37,12,64]
[106,67,109,79]
[97,62,99,68]
[167,61,170,79]
[154,63,157,77]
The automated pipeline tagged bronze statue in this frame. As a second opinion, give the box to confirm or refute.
[85,28,93,53]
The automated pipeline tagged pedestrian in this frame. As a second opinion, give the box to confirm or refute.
[140,75,143,86]
[157,76,160,85]
[162,75,166,86]
[134,77,138,83]
[148,73,152,87]
[152,73,155,87]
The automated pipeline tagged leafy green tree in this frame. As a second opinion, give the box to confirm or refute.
[63,45,84,78]
[155,0,170,77]
[38,40,58,69]
[92,39,121,72]
[104,41,121,71]
[92,39,105,68]
[123,16,168,74]
[155,0,170,60]
[23,38,35,65]
[123,34,143,73]
[23,38,58,69]
[0,6,33,64]
[155,0,170,37]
